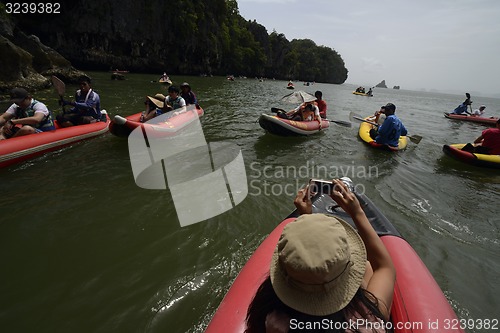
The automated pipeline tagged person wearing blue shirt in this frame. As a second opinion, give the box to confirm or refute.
[450,93,472,115]
[370,103,407,148]
[57,76,102,127]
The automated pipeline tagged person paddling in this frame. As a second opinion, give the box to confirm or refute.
[369,103,407,148]
[450,93,472,115]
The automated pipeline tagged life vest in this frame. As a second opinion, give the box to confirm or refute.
[75,89,101,119]
[15,99,55,131]
[167,96,184,110]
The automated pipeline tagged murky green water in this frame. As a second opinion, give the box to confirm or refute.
[1,72,499,332]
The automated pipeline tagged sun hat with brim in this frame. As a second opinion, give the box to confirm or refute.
[146,93,166,108]
[270,213,367,316]
[10,87,29,104]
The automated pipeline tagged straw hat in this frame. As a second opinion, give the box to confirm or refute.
[270,214,366,316]
[146,93,166,108]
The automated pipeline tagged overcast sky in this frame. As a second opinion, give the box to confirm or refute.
[237,0,500,96]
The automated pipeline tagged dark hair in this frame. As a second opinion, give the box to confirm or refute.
[315,91,323,98]
[245,276,387,333]
[78,75,91,84]
[168,86,179,93]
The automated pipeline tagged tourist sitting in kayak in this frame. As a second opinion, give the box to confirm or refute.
[180,82,198,107]
[450,92,472,115]
[57,76,102,127]
[245,180,396,332]
[164,86,187,113]
[160,72,170,81]
[461,118,500,155]
[0,88,55,140]
[141,93,166,122]
[277,103,322,128]
[369,103,407,148]
[314,90,327,119]
[471,105,486,117]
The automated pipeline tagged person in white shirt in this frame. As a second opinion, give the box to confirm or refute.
[471,105,486,117]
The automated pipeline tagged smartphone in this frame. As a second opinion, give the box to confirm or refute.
[309,178,334,195]
[309,177,355,194]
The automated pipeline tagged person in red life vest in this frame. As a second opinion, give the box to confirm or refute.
[0,88,55,140]
[314,90,327,119]
[462,118,500,155]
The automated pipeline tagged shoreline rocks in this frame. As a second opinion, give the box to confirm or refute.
[0,15,85,98]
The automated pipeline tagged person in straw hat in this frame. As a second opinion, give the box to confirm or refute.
[245,179,396,333]
[141,93,166,122]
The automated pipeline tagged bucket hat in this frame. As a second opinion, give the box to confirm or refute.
[270,214,366,316]
[146,93,166,108]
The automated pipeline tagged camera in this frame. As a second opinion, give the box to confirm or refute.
[309,179,334,194]
[308,177,354,194]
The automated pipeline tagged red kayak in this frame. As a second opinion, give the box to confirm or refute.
[0,112,110,168]
[444,112,498,126]
[258,114,330,136]
[206,186,464,333]
[109,106,204,137]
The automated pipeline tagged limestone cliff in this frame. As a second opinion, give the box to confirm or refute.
[0,13,84,94]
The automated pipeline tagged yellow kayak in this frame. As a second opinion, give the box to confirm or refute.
[358,117,408,151]
[352,91,372,97]
[443,144,500,169]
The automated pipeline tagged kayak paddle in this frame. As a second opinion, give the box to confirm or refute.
[51,75,65,102]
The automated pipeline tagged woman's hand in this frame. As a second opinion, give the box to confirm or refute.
[330,179,363,217]
[294,185,312,215]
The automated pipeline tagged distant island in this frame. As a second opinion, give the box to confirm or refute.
[375,80,388,88]
[393,86,400,89]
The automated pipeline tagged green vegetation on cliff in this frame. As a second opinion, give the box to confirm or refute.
[9,0,348,83]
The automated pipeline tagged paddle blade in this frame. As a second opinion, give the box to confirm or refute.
[408,135,422,144]
[329,120,352,127]
[51,75,65,97]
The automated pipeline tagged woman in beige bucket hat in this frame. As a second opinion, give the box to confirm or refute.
[245,179,396,333]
